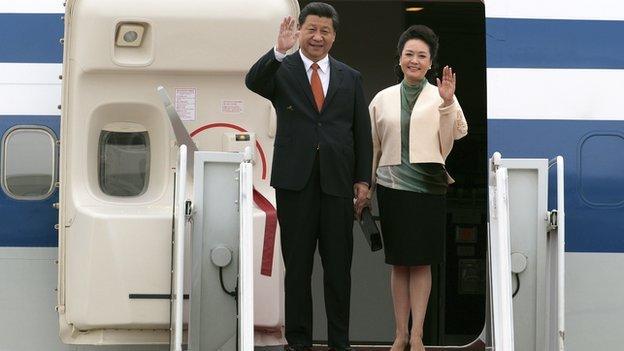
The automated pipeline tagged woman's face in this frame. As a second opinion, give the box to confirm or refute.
[400,39,432,84]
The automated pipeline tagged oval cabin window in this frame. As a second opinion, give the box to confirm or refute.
[98,126,150,197]
[1,127,57,200]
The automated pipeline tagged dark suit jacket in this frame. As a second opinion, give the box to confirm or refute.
[245,49,372,198]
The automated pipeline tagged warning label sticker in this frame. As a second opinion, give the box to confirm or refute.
[175,88,196,121]
[221,100,244,114]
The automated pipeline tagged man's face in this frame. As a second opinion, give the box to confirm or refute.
[298,15,336,62]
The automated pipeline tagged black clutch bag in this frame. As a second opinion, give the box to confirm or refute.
[358,207,383,252]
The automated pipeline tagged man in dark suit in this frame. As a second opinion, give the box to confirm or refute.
[245,2,372,350]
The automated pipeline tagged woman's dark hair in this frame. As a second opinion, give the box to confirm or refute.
[299,2,340,32]
[395,25,439,82]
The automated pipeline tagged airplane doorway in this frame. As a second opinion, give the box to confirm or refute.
[302,0,487,346]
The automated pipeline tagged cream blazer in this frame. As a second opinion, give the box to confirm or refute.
[369,81,468,191]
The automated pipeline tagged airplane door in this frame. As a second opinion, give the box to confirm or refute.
[0,116,59,247]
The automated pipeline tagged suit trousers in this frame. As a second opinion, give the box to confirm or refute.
[275,153,354,349]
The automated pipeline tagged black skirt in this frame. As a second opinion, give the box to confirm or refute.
[377,184,447,266]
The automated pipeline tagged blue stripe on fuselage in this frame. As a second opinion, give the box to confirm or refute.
[486,18,624,69]
[0,13,64,63]
[489,118,624,253]
[2,15,622,68]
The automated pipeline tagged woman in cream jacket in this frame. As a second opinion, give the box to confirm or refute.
[368,25,468,351]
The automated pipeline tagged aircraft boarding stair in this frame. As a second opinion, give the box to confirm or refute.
[162,143,566,351]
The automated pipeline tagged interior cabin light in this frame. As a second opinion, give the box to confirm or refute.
[405,7,424,12]
[116,23,145,47]
[235,134,251,141]
[123,31,138,43]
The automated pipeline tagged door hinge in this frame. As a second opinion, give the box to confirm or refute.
[185,200,193,221]
[547,210,558,231]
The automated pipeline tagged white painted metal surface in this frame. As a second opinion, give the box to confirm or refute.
[171,145,187,351]
[485,0,624,20]
[0,83,61,115]
[487,69,624,120]
[488,152,515,351]
[0,0,64,13]
[555,156,565,351]
[499,158,549,351]
[0,63,61,84]
[239,146,254,351]
[190,151,244,351]
[565,252,624,349]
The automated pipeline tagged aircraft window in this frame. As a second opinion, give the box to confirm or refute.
[98,130,150,197]
[1,126,57,200]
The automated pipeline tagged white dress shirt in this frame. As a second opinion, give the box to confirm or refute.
[274,47,330,96]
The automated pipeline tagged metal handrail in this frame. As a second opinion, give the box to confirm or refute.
[488,152,515,351]
[553,156,565,351]
[171,145,187,351]
[238,146,254,350]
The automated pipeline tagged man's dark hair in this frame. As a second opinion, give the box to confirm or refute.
[395,25,439,82]
[298,2,340,32]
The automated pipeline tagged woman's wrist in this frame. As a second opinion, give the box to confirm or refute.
[441,98,454,107]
